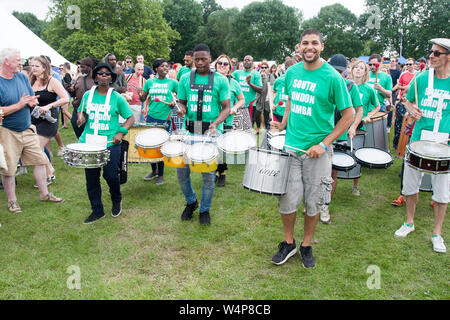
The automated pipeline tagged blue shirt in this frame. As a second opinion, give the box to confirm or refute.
[0,73,34,132]
[124,67,135,75]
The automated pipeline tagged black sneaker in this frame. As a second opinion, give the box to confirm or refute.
[144,171,158,181]
[83,212,105,224]
[217,175,226,187]
[199,211,211,225]
[271,240,297,265]
[111,200,122,218]
[299,244,316,268]
[181,200,198,221]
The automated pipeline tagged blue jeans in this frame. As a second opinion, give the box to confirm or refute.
[146,115,171,177]
[84,144,121,215]
[176,165,216,213]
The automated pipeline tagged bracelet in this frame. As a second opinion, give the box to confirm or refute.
[118,127,128,135]
[320,142,328,151]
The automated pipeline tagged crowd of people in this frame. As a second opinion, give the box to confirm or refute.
[0,29,448,268]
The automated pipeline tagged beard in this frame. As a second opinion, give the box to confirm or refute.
[302,51,320,64]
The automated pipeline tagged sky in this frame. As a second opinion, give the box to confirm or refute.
[2,0,367,21]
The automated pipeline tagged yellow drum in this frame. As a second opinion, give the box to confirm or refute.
[186,143,218,173]
[134,128,169,159]
[161,141,187,168]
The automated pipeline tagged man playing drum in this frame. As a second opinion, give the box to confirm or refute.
[176,44,230,225]
[394,38,450,254]
[77,62,135,224]
[270,29,354,268]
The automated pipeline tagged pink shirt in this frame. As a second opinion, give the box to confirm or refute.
[126,74,144,105]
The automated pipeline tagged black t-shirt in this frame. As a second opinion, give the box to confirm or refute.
[389,69,401,87]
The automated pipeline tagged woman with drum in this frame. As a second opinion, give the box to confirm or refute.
[140,58,178,185]
[29,56,70,185]
[77,62,135,224]
[213,54,245,187]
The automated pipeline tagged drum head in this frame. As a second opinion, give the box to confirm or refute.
[186,143,218,162]
[354,147,393,168]
[409,141,450,159]
[269,134,285,150]
[217,131,256,153]
[161,141,186,157]
[332,152,356,170]
[66,143,105,151]
[135,128,169,148]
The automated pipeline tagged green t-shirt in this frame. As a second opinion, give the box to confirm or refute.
[406,70,450,143]
[368,71,392,107]
[78,88,133,147]
[225,77,243,127]
[273,74,289,117]
[357,83,379,131]
[284,62,352,153]
[178,71,230,133]
[142,77,178,120]
[232,69,262,106]
[177,66,192,81]
[337,79,363,141]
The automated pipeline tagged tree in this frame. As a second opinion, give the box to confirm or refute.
[12,11,49,38]
[162,0,203,63]
[302,4,364,59]
[201,0,223,25]
[227,0,302,62]
[44,0,179,63]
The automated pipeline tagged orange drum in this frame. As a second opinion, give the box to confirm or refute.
[134,128,169,160]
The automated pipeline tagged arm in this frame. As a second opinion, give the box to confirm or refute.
[348,106,363,138]
[363,104,381,123]
[231,92,245,114]
[1,94,39,116]
[270,96,291,131]
[209,99,230,132]
[39,78,70,114]
[112,115,135,144]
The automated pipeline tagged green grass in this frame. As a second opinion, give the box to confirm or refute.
[0,126,448,300]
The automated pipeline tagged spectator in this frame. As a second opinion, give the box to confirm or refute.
[177,51,194,81]
[136,54,154,80]
[103,53,127,91]
[123,56,135,75]
[60,62,73,129]
[368,53,392,113]
[125,62,146,124]
[270,64,279,79]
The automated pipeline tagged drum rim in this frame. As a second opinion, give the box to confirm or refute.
[216,131,256,153]
[268,135,285,150]
[250,146,291,157]
[65,143,107,152]
[186,143,218,162]
[354,147,393,168]
[332,151,357,170]
[407,141,450,160]
[242,185,286,196]
[368,112,388,122]
[161,141,186,157]
[135,128,169,148]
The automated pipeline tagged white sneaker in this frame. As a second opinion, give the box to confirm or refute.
[319,205,331,224]
[431,235,446,253]
[394,222,415,237]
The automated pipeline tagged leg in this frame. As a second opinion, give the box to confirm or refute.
[303,213,320,246]
[281,212,296,244]
[200,171,216,213]
[331,169,338,198]
[433,202,447,236]
[85,167,104,215]
[2,175,17,202]
[404,193,418,225]
[34,165,50,197]
[176,166,197,205]
[54,131,64,148]
[102,145,122,204]
[38,135,52,178]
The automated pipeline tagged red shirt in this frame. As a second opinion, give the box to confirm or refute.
[398,71,416,98]
[126,74,145,105]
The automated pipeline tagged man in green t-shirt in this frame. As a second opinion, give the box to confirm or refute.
[176,51,194,81]
[176,43,230,226]
[367,53,392,112]
[270,29,354,268]
[77,63,135,224]
[394,38,450,254]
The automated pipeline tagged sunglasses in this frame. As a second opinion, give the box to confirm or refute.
[126,61,132,63]
[406,63,413,66]
[97,71,112,76]
[368,63,378,66]
[428,50,449,57]
[261,66,268,69]
[217,61,229,66]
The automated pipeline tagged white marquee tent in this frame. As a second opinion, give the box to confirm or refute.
[0,8,75,70]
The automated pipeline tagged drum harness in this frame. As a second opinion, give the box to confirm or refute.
[186,69,215,135]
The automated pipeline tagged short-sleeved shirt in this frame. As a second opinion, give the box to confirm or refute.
[232,69,262,106]
[398,71,417,98]
[177,66,192,81]
[0,72,34,132]
[225,77,242,127]
[142,77,178,120]
[406,70,450,144]
[78,88,134,147]
[337,79,363,141]
[178,71,230,133]
[368,71,392,106]
[273,74,289,117]
[284,62,352,153]
[357,83,379,131]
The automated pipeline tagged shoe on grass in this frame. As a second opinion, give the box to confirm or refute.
[391,195,405,207]
[199,211,211,225]
[217,174,226,187]
[394,222,414,237]
[111,200,122,218]
[181,200,198,221]
[431,235,446,253]
[40,193,64,203]
[352,186,361,196]
[155,176,164,185]
[143,171,158,181]
[84,212,105,224]
[271,240,297,265]
[319,204,331,224]
[8,200,22,213]
[299,244,316,268]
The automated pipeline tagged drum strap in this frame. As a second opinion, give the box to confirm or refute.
[86,86,113,136]
[190,70,215,121]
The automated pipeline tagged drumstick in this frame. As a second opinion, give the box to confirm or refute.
[375,63,380,83]
[350,138,353,153]
[154,97,171,106]
[284,144,308,154]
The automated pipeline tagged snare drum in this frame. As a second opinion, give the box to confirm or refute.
[354,147,393,169]
[242,148,292,196]
[405,141,450,174]
[185,143,218,173]
[161,140,186,168]
[364,112,389,152]
[332,151,356,172]
[216,130,256,164]
[134,128,169,160]
[63,143,110,168]
[268,132,286,151]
